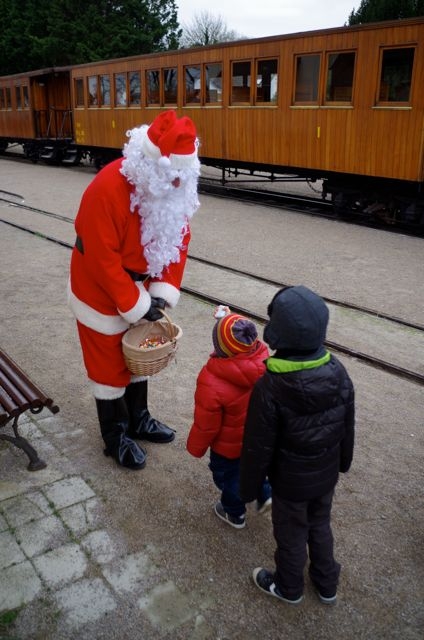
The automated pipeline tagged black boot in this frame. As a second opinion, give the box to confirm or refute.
[125,380,175,444]
[95,397,146,469]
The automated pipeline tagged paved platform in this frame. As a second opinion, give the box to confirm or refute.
[0,162,423,640]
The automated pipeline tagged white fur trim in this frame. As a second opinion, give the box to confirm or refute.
[130,375,149,382]
[158,156,171,168]
[90,380,125,400]
[68,280,151,334]
[140,127,199,170]
[148,282,180,307]
[68,283,129,335]
[118,282,151,324]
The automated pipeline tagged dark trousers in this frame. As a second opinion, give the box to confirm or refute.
[209,450,272,518]
[272,490,341,600]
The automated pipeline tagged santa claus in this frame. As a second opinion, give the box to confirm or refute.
[68,110,200,469]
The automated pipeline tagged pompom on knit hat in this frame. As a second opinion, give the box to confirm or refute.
[139,109,199,170]
[212,313,259,358]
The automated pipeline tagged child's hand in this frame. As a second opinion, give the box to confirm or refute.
[213,305,231,319]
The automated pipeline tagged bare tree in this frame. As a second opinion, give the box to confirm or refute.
[179,10,245,48]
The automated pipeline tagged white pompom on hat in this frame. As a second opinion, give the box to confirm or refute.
[139,110,199,170]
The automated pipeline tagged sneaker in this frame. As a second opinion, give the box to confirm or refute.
[214,502,246,529]
[256,497,272,514]
[252,568,303,604]
[316,590,337,605]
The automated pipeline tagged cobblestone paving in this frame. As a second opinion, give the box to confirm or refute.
[0,412,212,639]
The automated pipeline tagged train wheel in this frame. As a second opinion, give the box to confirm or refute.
[332,191,357,219]
[22,143,39,163]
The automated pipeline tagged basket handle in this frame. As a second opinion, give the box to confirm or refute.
[157,309,177,340]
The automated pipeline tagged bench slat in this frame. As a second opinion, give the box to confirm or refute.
[0,368,43,410]
[0,354,50,402]
[0,351,59,425]
[0,349,60,470]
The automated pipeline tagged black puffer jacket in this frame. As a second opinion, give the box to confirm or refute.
[239,285,355,503]
[239,354,355,502]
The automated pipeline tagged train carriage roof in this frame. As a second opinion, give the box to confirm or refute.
[66,16,424,71]
[0,66,72,81]
[0,16,423,79]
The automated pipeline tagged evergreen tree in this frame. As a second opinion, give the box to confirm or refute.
[348,0,424,24]
[0,0,181,75]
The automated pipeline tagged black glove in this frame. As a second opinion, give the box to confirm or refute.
[143,297,166,321]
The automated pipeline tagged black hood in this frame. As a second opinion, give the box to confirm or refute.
[263,286,329,355]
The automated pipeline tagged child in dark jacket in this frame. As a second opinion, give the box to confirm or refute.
[240,285,355,604]
[187,309,271,529]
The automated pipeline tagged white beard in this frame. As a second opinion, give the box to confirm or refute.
[121,126,201,278]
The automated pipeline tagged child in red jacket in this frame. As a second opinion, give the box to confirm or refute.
[187,309,271,529]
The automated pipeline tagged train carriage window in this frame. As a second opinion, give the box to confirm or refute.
[231,61,251,104]
[5,87,11,109]
[100,75,111,106]
[185,66,201,104]
[294,54,320,103]
[146,70,160,105]
[0,89,4,110]
[129,71,141,106]
[114,73,127,106]
[256,59,278,104]
[164,68,177,105]
[325,52,355,103]
[378,47,415,103]
[75,78,84,107]
[205,63,222,104]
[22,85,29,108]
[15,86,22,109]
[88,76,98,106]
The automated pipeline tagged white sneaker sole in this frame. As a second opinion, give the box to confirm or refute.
[252,568,303,604]
[214,504,246,529]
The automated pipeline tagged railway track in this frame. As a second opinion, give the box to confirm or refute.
[198,179,424,238]
[1,152,423,236]
[1,193,423,387]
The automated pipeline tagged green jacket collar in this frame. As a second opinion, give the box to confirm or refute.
[266,351,331,373]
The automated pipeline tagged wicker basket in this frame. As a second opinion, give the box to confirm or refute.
[122,311,182,376]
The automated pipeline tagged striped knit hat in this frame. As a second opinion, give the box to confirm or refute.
[212,313,259,358]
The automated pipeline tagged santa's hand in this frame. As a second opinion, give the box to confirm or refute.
[144,297,166,321]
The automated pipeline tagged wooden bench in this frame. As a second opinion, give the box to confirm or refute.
[0,349,59,471]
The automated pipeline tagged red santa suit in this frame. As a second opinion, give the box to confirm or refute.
[68,111,200,399]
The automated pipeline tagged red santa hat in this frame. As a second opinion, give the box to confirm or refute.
[140,110,199,170]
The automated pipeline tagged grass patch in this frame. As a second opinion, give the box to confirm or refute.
[0,608,20,636]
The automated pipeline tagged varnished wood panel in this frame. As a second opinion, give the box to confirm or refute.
[1,18,423,184]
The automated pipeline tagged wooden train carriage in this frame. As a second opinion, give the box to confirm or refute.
[0,67,72,154]
[69,17,424,190]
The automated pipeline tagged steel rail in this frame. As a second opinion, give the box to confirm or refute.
[1,200,422,332]
[1,217,423,387]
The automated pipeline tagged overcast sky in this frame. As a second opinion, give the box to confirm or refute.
[176,0,360,39]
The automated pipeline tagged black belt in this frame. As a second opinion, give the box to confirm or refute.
[75,235,84,254]
[75,236,148,282]
[124,269,149,282]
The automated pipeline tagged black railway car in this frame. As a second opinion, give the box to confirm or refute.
[1,17,423,227]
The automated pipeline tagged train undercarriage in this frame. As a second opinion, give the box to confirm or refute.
[200,158,424,231]
[1,140,423,230]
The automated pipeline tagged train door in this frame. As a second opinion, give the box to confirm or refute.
[30,70,72,140]
[31,76,49,138]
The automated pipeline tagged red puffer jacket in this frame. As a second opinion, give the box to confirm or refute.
[187,341,269,459]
